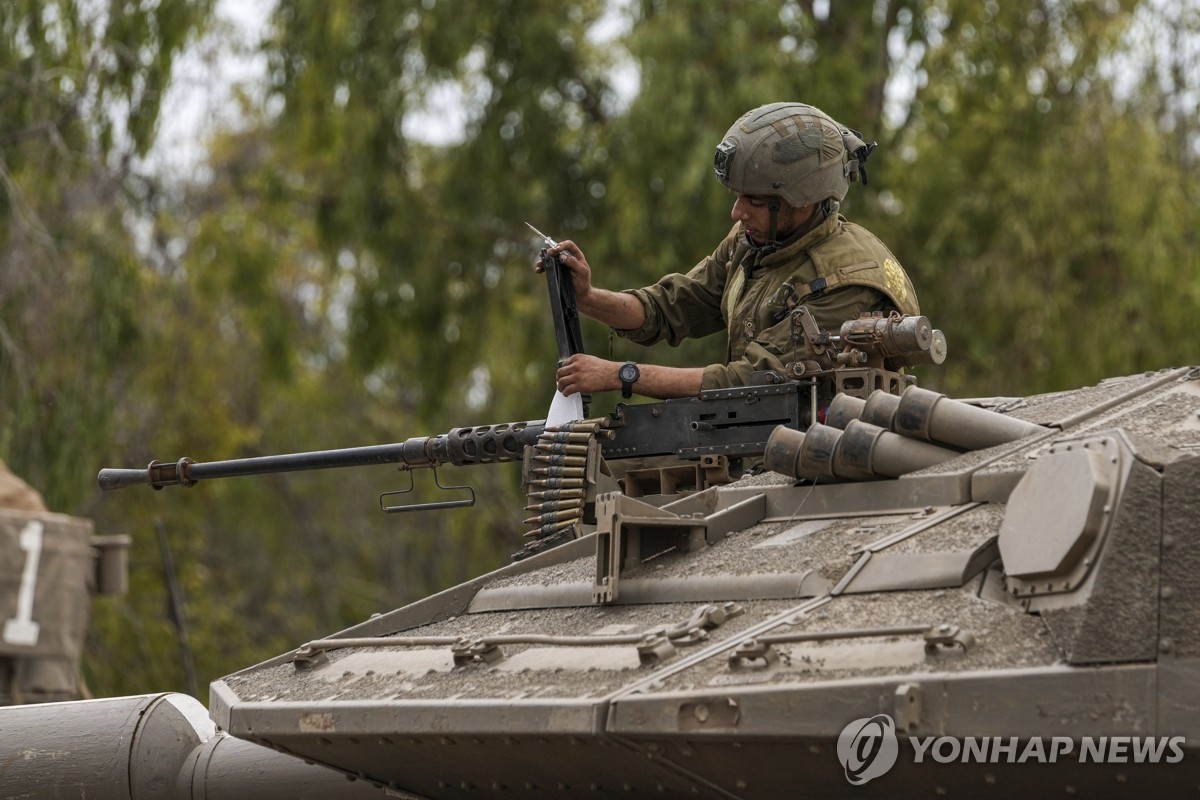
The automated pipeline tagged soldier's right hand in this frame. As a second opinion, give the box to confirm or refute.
[534,240,593,300]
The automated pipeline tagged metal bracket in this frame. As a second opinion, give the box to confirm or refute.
[593,493,766,604]
[379,468,475,514]
[922,623,974,654]
[593,494,706,604]
[830,366,914,398]
[637,602,746,666]
[728,639,782,671]
[452,638,505,667]
[292,643,330,671]
[682,601,745,633]
[637,635,678,667]
[700,454,733,488]
[894,683,922,732]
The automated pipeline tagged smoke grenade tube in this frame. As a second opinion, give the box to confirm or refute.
[893,387,1049,450]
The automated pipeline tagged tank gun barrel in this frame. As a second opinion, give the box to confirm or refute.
[0,692,383,799]
[97,421,546,492]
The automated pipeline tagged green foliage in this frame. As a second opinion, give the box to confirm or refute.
[1,0,1197,702]
[0,0,214,507]
[880,0,1199,393]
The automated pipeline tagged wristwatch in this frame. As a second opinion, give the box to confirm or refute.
[618,361,640,399]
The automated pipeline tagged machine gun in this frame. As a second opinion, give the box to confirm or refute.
[99,223,947,560]
[98,302,946,561]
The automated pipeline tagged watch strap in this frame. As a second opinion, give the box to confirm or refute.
[620,361,639,399]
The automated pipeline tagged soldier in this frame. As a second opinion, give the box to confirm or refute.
[542,102,920,400]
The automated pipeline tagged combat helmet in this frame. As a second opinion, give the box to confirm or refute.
[713,102,876,213]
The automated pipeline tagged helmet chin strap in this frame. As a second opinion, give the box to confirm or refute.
[739,196,787,268]
[744,197,783,269]
[753,196,782,261]
[763,197,782,253]
[747,197,828,265]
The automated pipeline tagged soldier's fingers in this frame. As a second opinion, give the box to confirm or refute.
[552,240,582,260]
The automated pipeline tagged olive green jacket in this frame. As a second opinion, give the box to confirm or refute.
[616,214,919,389]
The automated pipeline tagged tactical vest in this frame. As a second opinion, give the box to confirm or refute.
[722,216,919,332]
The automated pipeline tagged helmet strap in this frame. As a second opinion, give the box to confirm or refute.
[764,198,782,253]
[747,198,830,265]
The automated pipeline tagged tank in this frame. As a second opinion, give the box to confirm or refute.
[2,308,1199,798]
[0,458,129,706]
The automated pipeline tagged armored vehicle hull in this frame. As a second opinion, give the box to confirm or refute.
[212,367,1200,797]
[4,367,1199,798]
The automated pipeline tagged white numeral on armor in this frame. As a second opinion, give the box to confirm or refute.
[3,520,44,646]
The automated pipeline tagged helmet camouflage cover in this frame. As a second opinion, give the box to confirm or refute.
[713,103,873,208]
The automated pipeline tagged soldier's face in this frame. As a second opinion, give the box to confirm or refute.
[731,194,816,243]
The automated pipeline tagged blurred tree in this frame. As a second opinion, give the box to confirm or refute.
[2,0,1197,701]
[874,0,1199,393]
[0,0,215,506]
[0,0,221,698]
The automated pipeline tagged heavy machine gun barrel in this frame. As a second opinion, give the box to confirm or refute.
[97,421,546,492]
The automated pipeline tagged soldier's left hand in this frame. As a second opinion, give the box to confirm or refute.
[555,354,617,396]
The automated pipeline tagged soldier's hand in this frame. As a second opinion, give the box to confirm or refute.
[534,240,593,300]
[555,354,617,396]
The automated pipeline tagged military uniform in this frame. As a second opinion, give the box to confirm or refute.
[615,214,919,389]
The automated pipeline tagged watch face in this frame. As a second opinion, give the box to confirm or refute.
[619,363,638,383]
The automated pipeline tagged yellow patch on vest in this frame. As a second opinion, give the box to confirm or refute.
[882,258,907,303]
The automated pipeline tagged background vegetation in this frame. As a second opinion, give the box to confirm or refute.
[1,0,1196,701]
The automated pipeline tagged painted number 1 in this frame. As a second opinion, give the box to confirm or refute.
[3,520,44,647]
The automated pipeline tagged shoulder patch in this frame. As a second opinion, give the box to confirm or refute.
[882,257,908,304]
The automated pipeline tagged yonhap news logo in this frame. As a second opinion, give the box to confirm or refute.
[837,715,899,785]
[835,714,1187,786]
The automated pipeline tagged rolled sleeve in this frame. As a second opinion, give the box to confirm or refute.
[700,341,786,389]
[612,288,664,345]
[611,267,727,346]
[612,228,740,348]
